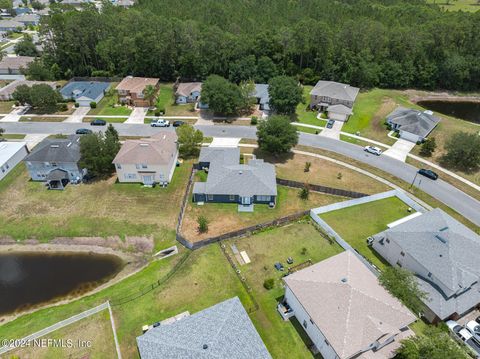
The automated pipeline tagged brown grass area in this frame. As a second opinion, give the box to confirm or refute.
[8,310,116,359]
[181,186,344,242]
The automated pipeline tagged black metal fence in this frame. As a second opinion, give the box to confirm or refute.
[276,178,368,198]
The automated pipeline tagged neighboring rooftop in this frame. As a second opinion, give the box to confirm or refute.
[13,13,40,23]
[136,297,271,359]
[112,131,178,165]
[25,135,81,163]
[310,80,360,103]
[198,146,240,166]
[284,251,415,359]
[0,56,34,70]
[116,76,159,94]
[0,19,24,28]
[387,107,440,138]
[372,208,480,319]
[60,81,110,101]
[253,84,270,111]
[175,82,202,97]
[0,141,27,165]
[0,80,56,98]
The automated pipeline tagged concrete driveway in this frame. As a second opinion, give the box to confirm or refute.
[0,106,29,122]
[125,107,148,124]
[383,139,416,162]
[63,107,90,123]
[23,133,49,150]
[319,120,343,140]
[209,137,241,147]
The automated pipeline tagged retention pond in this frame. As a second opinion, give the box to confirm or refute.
[417,100,480,124]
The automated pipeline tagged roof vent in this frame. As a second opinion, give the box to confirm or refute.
[435,235,448,244]
[439,226,449,232]
[203,344,208,350]
[50,145,59,148]
[341,277,348,283]
[67,142,72,147]
[140,143,149,147]
[238,171,243,175]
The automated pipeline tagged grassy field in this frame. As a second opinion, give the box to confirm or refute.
[181,182,344,242]
[20,116,65,122]
[147,83,197,116]
[320,197,413,270]
[88,84,132,116]
[9,310,117,359]
[427,0,480,11]
[1,134,25,139]
[0,162,192,241]
[0,101,14,113]
[225,220,344,358]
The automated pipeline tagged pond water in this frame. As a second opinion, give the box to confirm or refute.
[417,100,480,124]
[0,252,124,316]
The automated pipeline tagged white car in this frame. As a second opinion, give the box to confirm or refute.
[150,118,170,127]
[447,320,480,356]
[364,146,382,156]
[466,320,480,344]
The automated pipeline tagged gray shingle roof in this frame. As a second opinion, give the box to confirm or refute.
[310,81,359,103]
[386,107,440,138]
[253,84,270,111]
[136,297,271,359]
[372,208,480,319]
[60,81,110,101]
[25,135,81,163]
[198,147,240,166]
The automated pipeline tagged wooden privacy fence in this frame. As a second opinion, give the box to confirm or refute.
[276,178,369,199]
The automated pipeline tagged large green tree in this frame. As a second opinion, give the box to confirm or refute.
[441,132,480,172]
[257,116,298,154]
[268,76,303,115]
[200,75,242,116]
[177,124,203,158]
[14,35,39,57]
[12,84,62,113]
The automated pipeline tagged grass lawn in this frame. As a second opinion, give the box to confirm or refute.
[293,124,320,134]
[181,182,344,242]
[20,116,66,122]
[88,84,132,116]
[427,0,480,11]
[1,134,25,139]
[9,310,117,359]
[271,152,390,194]
[225,220,344,358]
[0,101,14,113]
[0,162,192,241]
[146,83,197,117]
[320,197,413,270]
[294,85,325,126]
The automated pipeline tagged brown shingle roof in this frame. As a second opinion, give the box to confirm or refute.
[284,251,415,359]
[0,56,35,70]
[175,82,202,97]
[115,76,159,94]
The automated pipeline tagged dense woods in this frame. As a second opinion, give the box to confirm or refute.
[38,0,480,90]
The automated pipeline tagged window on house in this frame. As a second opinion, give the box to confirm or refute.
[396,261,402,268]
[141,164,147,169]
[116,164,122,169]
[400,251,405,257]
[309,318,314,325]
[51,162,57,167]
[207,194,213,201]
[5,164,9,169]
[44,162,50,166]
[124,173,137,180]
[256,195,270,202]
[427,272,432,278]
[136,164,140,169]
[229,195,235,201]
[386,238,390,243]
[303,320,308,329]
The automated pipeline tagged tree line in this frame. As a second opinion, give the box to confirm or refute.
[33,0,480,90]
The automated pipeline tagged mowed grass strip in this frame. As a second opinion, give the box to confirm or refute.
[319,196,413,270]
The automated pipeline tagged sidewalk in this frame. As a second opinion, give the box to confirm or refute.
[63,107,90,123]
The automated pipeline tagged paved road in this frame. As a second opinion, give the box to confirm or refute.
[2,122,480,226]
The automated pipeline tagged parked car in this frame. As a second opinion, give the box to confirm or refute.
[286,257,294,265]
[172,120,185,127]
[466,320,480,344]
[447,320,480,356]
[418,168,438,180]
[364,146,382,156]
[75,128,93,135]
[274,262,284,271]
[476,316,480,324]
[90,118,106,126]
[326,119,335,129]
[150,118,170,127]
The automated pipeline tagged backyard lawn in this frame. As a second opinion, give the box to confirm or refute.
[225,220,344,358]
[295,85,323,126]
[320,196,413,270]
[88,84,132,116]
[0,162,192,241]
[146,83,197,117]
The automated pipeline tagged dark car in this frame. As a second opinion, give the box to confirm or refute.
[418,168,438,180]
[274,262,284,271]
[172,120,185,127]
[326,119,335,129]
[76,128,93,135]
[90,118,106,126]
[476,316,480,325]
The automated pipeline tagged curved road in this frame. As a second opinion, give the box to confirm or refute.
[2,121,480,226]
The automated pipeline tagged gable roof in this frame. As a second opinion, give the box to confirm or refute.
[112,131,178,165]
[0,80,56,98]
[60,81,110,101]
[284,251,415,359]
[198,147,240,166]
[310,81,359,103]
[116,76,159,94]
[0,141,27,166]
[24,135,81,163]
[175,82,202,97]
[136,297,271,359]
[0,56,34,70]
[386,107,440,138]
[327,104,353,115]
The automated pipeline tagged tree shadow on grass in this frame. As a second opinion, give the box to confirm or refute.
[252,148,294,165]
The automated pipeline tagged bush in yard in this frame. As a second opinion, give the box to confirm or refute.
[90,101,97,109]
[257,115,298,155]
[301,247,308,255]
[299,185,310,200]
[74,102,79,108]
[263,278,275,290]
[0,127,4,137]
[337,172,343,180]
[250,116,258,125]
[441,132,480,172]
[304,161,311,172]
[58,103,68,112]
[197,216,209,233]
[419,137,437,157]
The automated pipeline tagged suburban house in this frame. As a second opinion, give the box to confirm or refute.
[371,208,480,323]
[112,131,178,186]
[60,81,110,107]
[253,84,270,115]
[174,82,202,104]
[386,107,440,143]
[309,80,360,121]
[0,20,24,31]
[0,80,56,101]
[114,0,135,7]
[136,297,271,359]
[0,56,34,75]
[192,147,277,211]
[282,251,415,359]
[13,13,40,26]
[24,135,86,190]
[13,7,32,15]
[0,141,28,181]
[116,76,159,107]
